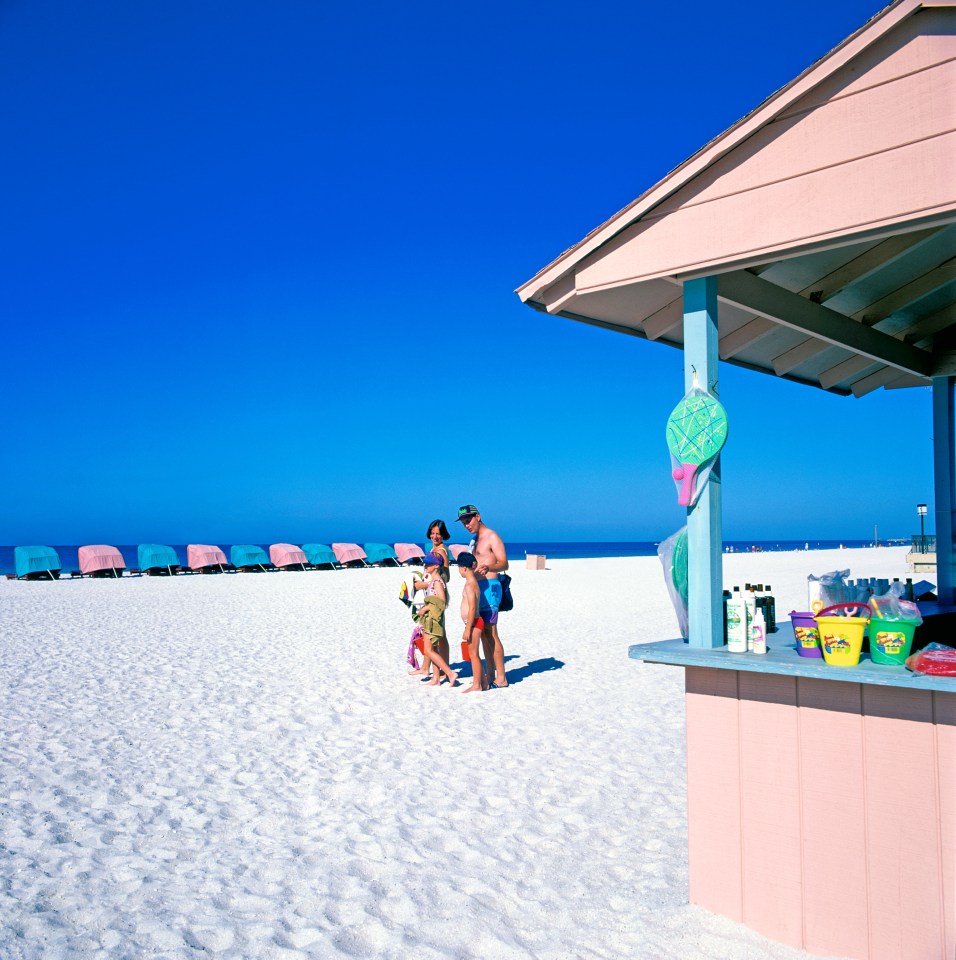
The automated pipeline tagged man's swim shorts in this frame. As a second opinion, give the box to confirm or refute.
[477,579,502,625]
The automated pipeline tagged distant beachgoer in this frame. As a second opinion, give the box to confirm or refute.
[405,553,458,688]
[456,504,508,688]
[455,552,487,693]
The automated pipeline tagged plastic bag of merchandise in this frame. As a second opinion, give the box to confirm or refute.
[657,527,688,640]
[807,569,851,610]
[905,642,956,677]
[868,581,923,623]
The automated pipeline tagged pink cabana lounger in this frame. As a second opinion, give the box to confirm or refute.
[331,543,368,566]
[187,544,228,571]
[78,544,126,577]
[394,543,425,564]
[269,543,308,569]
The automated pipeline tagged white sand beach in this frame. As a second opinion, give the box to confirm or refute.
[0,547,910,959]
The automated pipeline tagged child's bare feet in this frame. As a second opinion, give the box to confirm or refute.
[446,670,458,688]
[426,675,441,686]
[407,668,427,676]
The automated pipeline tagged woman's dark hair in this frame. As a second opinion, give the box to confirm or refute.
[426,519,450,541]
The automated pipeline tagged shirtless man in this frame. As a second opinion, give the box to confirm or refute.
[455,504,508,688]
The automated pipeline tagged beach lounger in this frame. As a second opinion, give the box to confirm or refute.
[301,543,337,569]
[269,543,308,571]
[394,543,425,565]
[364,543,399,566]
[187,544,229,573]
[138,544,181,576]
[331,543,368,568]
[230,544,273,572]
[78,545,126,578]
[13,545,62,580]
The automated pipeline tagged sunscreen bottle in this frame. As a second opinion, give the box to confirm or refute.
[726,588,748,653]
[751,608,767,654]
[744,586,757,650]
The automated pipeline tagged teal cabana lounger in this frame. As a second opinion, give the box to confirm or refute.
[137,544,181,576]
[13,545,62,580]
[231,544,272,571]
[301,543,337,569]
[364,543,398,566]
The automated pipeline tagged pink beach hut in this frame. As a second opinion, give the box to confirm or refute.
[394,543,425,565]
[78,544,126,577]
[517,4,956,957]
[331,542,367,567]
[269,543,308,570]
[187,543,228,573]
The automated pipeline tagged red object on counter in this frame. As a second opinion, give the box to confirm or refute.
[905,646,956,676]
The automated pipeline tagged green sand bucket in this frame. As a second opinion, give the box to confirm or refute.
[868,617,919,665]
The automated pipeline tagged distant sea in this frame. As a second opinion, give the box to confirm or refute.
[0,539,903,577]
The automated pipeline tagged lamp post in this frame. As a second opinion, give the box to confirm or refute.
[917,503,927,550]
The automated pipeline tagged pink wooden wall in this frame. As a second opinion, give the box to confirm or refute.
[685,667,955,960]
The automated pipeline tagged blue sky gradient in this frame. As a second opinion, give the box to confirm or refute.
[1,1,931,544]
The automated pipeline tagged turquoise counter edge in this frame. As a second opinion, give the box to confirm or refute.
[629,623,956,694]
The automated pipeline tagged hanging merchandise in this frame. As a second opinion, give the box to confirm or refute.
[657,527,688,640]
[665,379,728,507]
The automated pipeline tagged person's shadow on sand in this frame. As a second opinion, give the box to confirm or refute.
[501,657,564,685]
[455,654,565,686]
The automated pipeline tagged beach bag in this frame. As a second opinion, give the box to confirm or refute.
[498,573,514,612]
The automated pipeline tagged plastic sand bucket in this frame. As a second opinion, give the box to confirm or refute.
[868,617,919,665]
[814,602,869,667]
[414,636,425,655]
[460,641,471,662]
[790,610,823,658]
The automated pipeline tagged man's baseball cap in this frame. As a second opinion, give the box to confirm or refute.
[423,552,443,566]
[456,552,476,568]
[456,504,479,522]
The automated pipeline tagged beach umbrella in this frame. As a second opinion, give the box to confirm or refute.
[270,543,308,570]
[137,544,180,575]
[78,544,126,577]
[394,543,425,564]
[332,543,368,566]
[363,543,398,566]
[448,544,471,561]
[187,544,228,572]
[13,545,61,580]
[301,543,336,567]
[230,544,271,570]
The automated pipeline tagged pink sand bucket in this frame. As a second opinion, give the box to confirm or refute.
[790,610,823,658]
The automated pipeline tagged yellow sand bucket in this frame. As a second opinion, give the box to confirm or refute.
[814,602,869,667]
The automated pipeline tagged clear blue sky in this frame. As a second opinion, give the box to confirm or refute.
[0,0,932,544]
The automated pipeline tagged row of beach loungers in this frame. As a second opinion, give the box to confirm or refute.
[7,542,472,580]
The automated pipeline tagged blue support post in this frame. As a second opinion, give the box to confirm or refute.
[932,376,955,604]
[683,276,723,647]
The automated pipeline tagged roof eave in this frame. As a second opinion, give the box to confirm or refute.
[516,0,928,304]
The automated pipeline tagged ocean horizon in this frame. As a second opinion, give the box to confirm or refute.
[0,538,907,577]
